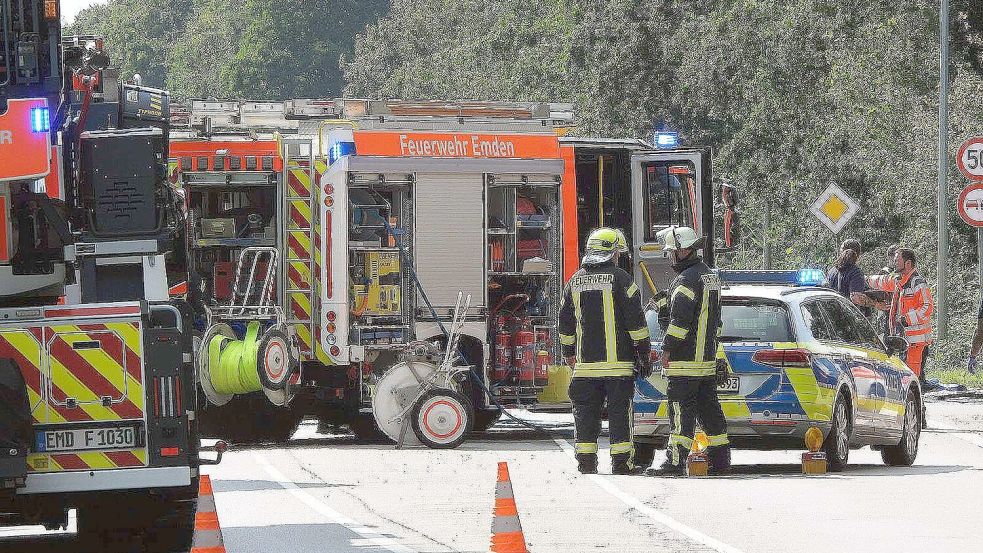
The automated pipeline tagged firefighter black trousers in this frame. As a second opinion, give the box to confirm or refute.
[665,376,730,469]
[569,377,635,465]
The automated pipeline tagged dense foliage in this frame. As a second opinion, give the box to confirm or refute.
[69,0,388,98]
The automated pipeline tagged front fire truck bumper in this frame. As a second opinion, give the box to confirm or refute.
[16,466,193,495]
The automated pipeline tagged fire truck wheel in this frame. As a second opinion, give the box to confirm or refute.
[350,413,394,444]
[77,496,195,552]
[472,408,503,432]
[411,389,474,449]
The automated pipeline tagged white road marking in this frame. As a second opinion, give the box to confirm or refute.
[553,438,746,553]
[254,453,417,553]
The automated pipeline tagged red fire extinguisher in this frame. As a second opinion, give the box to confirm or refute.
[513,318,536,387]
[534,329,552,387]
[493,315,513,382]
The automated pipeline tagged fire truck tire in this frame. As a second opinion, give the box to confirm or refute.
[350,413,394,444]
[472,408,503,432]
[77,496,195,552]
[201,395,302,444]
[411,389,473,449]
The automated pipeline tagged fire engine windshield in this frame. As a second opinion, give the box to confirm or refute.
[643,161,697,241]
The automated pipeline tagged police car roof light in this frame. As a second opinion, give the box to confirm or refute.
[717,269,825,287]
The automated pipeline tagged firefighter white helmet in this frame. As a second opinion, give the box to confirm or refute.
[656,226,705,251]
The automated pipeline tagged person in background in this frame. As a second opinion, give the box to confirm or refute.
[822,239,873,309]
[867,248,934,381]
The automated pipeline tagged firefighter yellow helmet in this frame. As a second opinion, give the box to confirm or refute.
[656,226,705,251]
[582,227,626,266]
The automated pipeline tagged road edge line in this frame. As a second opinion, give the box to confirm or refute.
[552,438,746,553]
[254,453,418,553]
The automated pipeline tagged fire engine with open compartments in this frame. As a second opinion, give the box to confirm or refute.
[169,98,718,447]
[0,3,217,547]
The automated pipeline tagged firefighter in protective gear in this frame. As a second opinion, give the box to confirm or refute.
[867,247,934,379]
[652,226,730,476]
[559,228,651,475]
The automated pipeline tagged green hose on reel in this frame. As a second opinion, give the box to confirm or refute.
[208,321,264,395]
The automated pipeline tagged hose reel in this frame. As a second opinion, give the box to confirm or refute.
[197,321,298,407]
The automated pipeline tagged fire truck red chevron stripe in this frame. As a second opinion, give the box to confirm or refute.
[0,333,44,415]
[78,323,142,383]
[104,450,143,467]
[50,454,87,470]
[289,203,311,229]
[47,338,143,419]
[287,169,310,198]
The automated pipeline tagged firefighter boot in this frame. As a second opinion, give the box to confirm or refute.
[707,445,732,476]
[611,454,645,475]
[576,454,598,474]
[647,459,685,477]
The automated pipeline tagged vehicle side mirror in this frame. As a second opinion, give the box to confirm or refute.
[884,336,907,356]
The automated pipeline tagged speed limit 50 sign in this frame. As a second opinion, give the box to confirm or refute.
[958,137,983,181]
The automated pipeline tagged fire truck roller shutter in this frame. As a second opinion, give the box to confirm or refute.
[413,173,486,310]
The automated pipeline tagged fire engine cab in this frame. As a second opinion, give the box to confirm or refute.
[170,98,716,448]
[0,2,212,547]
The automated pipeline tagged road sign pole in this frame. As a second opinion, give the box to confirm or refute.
[978,228,983,304]
[938,0,950,340]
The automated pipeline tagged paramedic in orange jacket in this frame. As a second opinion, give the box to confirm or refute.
[867,247,934,379]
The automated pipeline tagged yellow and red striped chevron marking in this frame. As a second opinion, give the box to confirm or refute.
[45,323,145,421]
[287,167,312,199]
[33,450,148,472]
[0,327,45,422]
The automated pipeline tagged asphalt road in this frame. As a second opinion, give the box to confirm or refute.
[4,399,983,553]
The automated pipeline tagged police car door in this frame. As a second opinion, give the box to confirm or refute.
[630,149,712,303]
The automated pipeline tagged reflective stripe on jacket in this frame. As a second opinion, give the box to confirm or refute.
[657,258,722,377]
[868,270,934,344]
[558,262,649,378]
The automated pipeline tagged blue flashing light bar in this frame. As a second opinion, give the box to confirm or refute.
[718,269,826,287]
[328,141,356,165]
[654,131,679,149]
[30,107,50,133]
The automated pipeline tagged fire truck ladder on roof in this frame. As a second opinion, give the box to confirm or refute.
[280,137,318,358]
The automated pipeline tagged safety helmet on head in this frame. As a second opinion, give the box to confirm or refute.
[656,226,705,251]
[582,227,626,266]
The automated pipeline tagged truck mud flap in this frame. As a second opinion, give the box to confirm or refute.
[0,359,30,482]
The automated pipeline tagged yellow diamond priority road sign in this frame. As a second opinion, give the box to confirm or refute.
[810,183,858,235]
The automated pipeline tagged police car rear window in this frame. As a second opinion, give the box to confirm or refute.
[719,301,794,343]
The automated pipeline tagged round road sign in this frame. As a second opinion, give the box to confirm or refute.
[957,183,983,227]
[957,137,983,181]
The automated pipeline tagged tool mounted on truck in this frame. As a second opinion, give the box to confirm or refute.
[0,2,215,546]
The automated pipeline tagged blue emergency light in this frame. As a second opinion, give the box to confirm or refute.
[30,107,50,133]
[654,132,679,149]
[328,141,356,165]
[718,269,826,286]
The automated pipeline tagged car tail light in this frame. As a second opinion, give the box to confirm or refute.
[160,447,180,457]
[153,376,183,417]
[752,348,812,367]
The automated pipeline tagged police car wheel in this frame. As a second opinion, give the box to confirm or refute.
[823,393,851,471]
[411,389,474,449]
[882,389,920,466]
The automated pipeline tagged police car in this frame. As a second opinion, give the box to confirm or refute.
[632,270,922,471]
